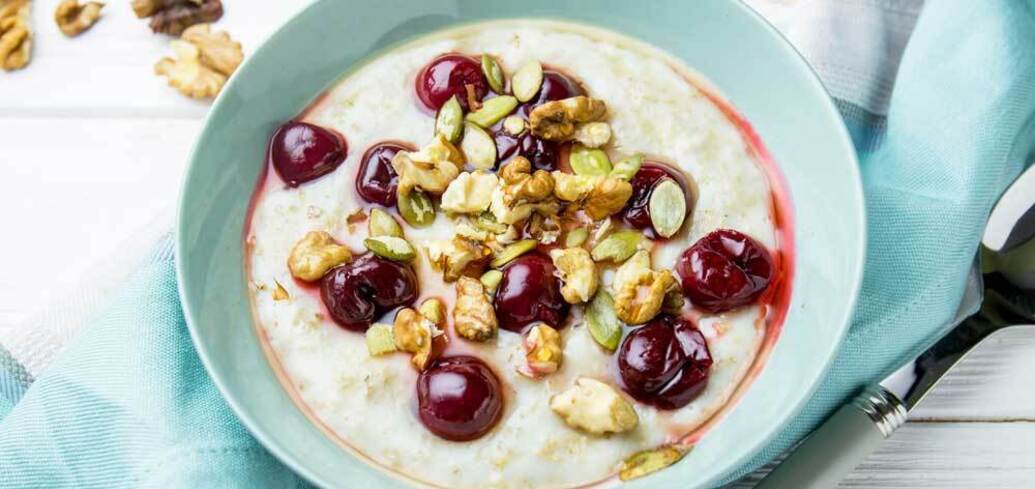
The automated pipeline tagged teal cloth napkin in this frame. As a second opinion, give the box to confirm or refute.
[1,0,1034,487]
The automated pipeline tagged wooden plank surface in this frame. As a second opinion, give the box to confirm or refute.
[1,1,1033,487]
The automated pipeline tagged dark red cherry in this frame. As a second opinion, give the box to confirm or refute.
[617,315,712,410]
[356,142,407,206]
[320,255,418,331]
[492,131,559,171]
[417,356,503,441]
[493,253,569,333]
[415,54,488,112]
[676,229,774,313]
[620,162,690,239]
[517,71,585,117]
[269,121,347,187]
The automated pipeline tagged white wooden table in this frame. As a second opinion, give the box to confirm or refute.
[1,1,1032,487]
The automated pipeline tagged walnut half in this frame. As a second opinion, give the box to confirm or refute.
[155,24,243,99]
[612,250,680,324]
[552,171,632,220]
[287,231,352,282]
[529,96,607,141]
[550,377,638,435]
[394,301,445,371]
[133,0,223,36]
[0,0,32,71]
[54,0,103,37]
[549,247,598,304]
[453,276,498,342]
[425,238,492,282]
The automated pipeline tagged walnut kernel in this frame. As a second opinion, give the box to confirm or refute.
[54,0,103,37]
[287,231,352,282]
[612,250,680,324]
[0,0,31,71]
[424,238,492,282]
[529,96,607,141]
[155,24,242,99]
[453,276,498,342]
[549,247,598,304]
[519,323,563,378]
[133,0,223,36]
[552,171,632,220]
[550,377,638,435]
[393,303,444,370]
[440,171,498,215]
[392,134,463,197]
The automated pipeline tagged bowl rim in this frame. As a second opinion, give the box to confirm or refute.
[175,0,866,487]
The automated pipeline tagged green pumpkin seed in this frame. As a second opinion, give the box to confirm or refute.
[364,236,416,261]
[397,190,435,227]
[461,122,497,170]
[618,446,690,481]
[479,269,503,293]
[435,95,463,143]
[511,60,543,103]
[491,239,537,268]
[502,115,526,136]
[590,230,641,263]
[475,212,509,234]
[365,323,398,356]
[481,54,505,94]
[610,154,643,181]
[564,227,589,247]
[648,178,687,238]
[585,291,622,351]
[368,208,403,238]
[465,95,518,128]
[569,144,612,176]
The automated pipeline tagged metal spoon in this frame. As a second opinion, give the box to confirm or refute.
[755,163,1035,489]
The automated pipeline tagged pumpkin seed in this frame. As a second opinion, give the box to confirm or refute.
[368,208,403,238]
[479,269,503,293]
[475,212,509,234]
[365,323,398,356]
[511,60,543,103]
[419,298,446,325]
[610,154,643,181]
[569,144,612,176]
[460,122,497,170]
[465,95,518,128]
[481,54,505,94]
[564,227,589,247]
[435,95,463,143]
[364,236,416,261]
[585,291,622,351]
[397,189,435,227]
[502,115,526,136]
[618,446,690,481]
[648,178,687,238]
[590,230,641,263]
[491,239,537,268]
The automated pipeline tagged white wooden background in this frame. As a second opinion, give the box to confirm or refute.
[0,1,1032,487]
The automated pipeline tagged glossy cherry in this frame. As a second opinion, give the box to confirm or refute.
[417,356,504,441]
[320,255,418,331]
[356,142,407,206]
[676,229,774,313]
[492,130,559,171]
[492,253,569,333]
[269,121,347,187]
[617,315,712,410]
[620,162,691,239]
[415,54,488,112]
[517,71,585,117]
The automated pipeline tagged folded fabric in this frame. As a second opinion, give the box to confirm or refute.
[1,0,1033,487]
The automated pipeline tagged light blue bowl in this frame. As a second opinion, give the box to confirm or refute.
[176,0,864,487]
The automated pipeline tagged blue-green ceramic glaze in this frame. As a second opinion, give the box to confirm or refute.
[177,1,864,487]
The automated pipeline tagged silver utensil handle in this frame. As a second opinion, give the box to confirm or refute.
[754,386,907,489]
